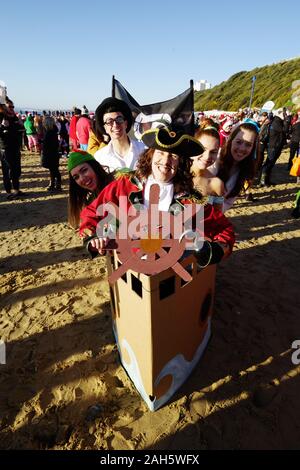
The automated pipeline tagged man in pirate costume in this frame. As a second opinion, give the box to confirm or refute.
[79,127,235,264]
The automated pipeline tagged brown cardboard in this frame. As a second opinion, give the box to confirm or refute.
[106,252,216,411]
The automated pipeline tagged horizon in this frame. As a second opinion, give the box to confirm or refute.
[11,55,300,111]
[12,55,300,111]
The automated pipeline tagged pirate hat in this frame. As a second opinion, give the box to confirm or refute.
[141,127,204,158]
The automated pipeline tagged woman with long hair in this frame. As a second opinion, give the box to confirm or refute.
[68,150,113,228]
[215,121,260,211]
[191,124,224,198]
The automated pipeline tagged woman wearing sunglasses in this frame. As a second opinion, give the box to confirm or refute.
[93,97,145,173]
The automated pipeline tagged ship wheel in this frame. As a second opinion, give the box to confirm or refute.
[107,184,203,284]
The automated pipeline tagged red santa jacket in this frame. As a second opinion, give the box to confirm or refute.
[69,115,79,141]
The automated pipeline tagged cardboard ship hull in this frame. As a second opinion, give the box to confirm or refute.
[106,253,216,411]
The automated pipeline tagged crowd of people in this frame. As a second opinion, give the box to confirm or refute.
[1,95,300,222]
[195,107,300,213]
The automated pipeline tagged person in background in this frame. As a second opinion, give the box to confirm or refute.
[219,118,234,148]
[256,112,270,176]
[69,107,81,151]
[196,111,205,127]
[259,108,286,186]
[283,107,292,140]
[87,118,108,156]
[34,114,43,154]
[67,150,113,228]
[20,114,29,150]
[76,107,91,151]
[198,117,219,132]
[15,113,26,150]
[57,112,70,156]
[24,114,39,153]
[93,97,145,173]
[288,112,300,170]
[41,116,61,192]
[0,101,23,199]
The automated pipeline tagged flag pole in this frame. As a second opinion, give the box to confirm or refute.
[190,79,194,110]
[190,79,194,134]
[249,75,256,111]
[112,75,115,98]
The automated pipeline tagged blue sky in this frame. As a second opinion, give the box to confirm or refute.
[2,0,300,110]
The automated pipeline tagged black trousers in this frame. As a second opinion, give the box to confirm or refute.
[256,142,268,176]
[1,150,21,192]
[261,145,283,181]
[49,165,61,186]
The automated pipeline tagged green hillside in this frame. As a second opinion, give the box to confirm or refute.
[194,57,300,111]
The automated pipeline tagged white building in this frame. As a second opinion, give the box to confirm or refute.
[194,80,211,92]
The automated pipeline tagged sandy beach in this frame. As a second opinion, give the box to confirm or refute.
[0,149,300,450]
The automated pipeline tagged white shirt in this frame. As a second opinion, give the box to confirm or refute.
[143,176,174,212]
[94,138,146,173]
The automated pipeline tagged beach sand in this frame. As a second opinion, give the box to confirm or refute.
[0,149,300,450]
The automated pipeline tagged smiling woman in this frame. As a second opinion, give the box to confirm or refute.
[215,121,260,211]
[67,150,113,228]
[191,124,224,198]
